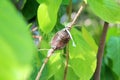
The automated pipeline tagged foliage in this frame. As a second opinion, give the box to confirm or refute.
[106,37,120,80]
[0,0,120,80]
[88,0,120,23]
[37,0,62,33]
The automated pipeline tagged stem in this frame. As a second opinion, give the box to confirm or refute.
[35,49,54,80]
[94,22,109,80]
[63,44,69,80]
[68,2,85,29]
[63,1,72,79]
[68,0,72,22]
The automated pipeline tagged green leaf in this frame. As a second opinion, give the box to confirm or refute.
[106,37,120,79]
[37,0,62,33]
[88,0,120,23]
[101,60,116,80]
[54,62,64,80]
[62,0,69,5]
[66,67,80,80]
[36,0,44,4]
[69,27,98,80]
[0,0,36,80]
[82,27,98,51]
[40,53,63,80]
[106,27,120,42]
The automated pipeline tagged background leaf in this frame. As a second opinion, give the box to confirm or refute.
[106,37,120,79]
[106,27,120,42]
[0,0,36,80]
[69,27,98,80]
[88,0,120,23]
[37,0,62,33]
[62,0,69,5]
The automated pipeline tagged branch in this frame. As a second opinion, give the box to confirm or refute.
[35,2,86,80]
[94,22,109,80]
[63,44,69,80]
[63,0,72,79]
[68,2,85,29]
[35,49,54,80]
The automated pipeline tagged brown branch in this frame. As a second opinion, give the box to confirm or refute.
[94,22,109,80]
[35,49,54,80]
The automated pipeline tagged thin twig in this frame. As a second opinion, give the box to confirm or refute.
[94,22,109,80]
[68,2,85,29]
[63,0,72,79]
[63,44,69,80]
[35,49,54,80]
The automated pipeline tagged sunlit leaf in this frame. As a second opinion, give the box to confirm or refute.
[69,27,98,80]
[37,0,62,33]
[88,0,120,23]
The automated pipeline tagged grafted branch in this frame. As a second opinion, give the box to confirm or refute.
[35,2,85,80]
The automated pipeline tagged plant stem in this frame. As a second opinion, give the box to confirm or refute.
[35,49,54,80]
[68,0,72,22]
[63,1,72,79]
[94,22,109,80]
[63,44,69,80]
[68,2,85,29]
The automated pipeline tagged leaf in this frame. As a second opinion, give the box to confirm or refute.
[106,27,120,42]
[37,0,62,33]
[88,0,120,23]
[66,67,80,80]
[62,0,69,5]
[40,53,63,80]
[101,60,116,80]
[36,0,44,4]
[106,37,120,79]
[0,0,36,80]
[69,27,98,80]
[82,27,98,51]
[54,64,80,80]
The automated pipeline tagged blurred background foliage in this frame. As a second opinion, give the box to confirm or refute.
[0,0,120,80]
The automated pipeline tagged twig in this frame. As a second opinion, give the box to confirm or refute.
[35,49,55,80]
[63,44,69,80]
[94,22,109,80]
[68,2,85,29]
[63,0,72,79]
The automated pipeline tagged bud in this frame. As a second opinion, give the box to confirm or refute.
[51,28,70,50]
